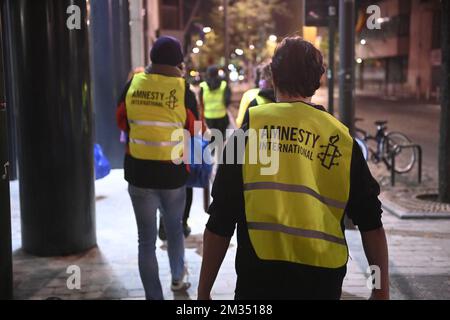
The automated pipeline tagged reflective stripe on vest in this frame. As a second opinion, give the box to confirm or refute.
[243,102,353,269]
[246,222,347,246]
[126,73,187,161]
[244,182,347,209]
[129,138,181,147]
[128,120,184,128]
[201,81,227,119]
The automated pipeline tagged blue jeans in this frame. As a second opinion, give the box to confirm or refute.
[128,184,186,300]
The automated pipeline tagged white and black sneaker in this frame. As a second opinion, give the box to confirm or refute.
[171,268,191,292]
[171,280,191,292]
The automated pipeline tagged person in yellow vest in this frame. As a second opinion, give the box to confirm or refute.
[235,66,261,128]
[251,63,276,105]
[236,87,259,128]
[236,63,276,128]
[241,63,276,127]
[200,66,232,138]
[198,37,389,300]
[116,36,199,300]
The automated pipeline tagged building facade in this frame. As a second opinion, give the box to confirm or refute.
[357,0,442,101]
[130,0,200,69]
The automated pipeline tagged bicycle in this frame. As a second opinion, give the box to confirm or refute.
[354,118,416,174]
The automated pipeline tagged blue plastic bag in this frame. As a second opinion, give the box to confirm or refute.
[94,144,111,180]
[186,137,213,188]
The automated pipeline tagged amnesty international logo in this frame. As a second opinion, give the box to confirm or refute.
[318,135,342,170]
[165,89,178,110]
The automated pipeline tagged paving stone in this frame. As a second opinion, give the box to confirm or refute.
[127,289,145,298]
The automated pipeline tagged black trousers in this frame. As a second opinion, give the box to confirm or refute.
[206,116,229,140]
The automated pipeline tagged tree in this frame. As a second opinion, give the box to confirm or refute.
[197,0,289,70]
[439,0,450,203]
[191,30,224,68]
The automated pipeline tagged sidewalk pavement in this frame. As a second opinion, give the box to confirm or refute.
[9,169,450,300]
[9,86,450,300]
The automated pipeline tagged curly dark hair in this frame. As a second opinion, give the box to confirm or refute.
[270,37,325,98]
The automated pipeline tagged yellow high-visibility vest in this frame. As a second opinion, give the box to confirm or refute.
[236,88,260,128]
[255,94,272,106]
[200,81,227,119]
[125,72,187,161]
[243,102,353,269]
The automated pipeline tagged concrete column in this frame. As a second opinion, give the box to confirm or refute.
[3,0,96,256]
[0,6,13,297]
[90,0,131,169]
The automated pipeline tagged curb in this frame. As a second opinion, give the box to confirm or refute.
[381,195,450,219]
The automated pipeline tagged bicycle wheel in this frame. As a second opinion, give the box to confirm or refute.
[383,132,416,174]
[355,137,369,161]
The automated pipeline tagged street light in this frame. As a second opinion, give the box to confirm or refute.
[230,70,239,82]
[376,17,390,24]
[356,58,363,64]
[269,35,277,42]
[203,27,212,33]
[360,39,367,45]
[192,47,200,54]
[196,40,204,47]
[249,44,255,50]
[235,48,244,56]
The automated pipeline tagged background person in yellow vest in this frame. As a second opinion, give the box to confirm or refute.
[198,37,389,300]
[241,63,276,127]
[116,36,200,300]
[235,65,263,128]
[200,65,232,139]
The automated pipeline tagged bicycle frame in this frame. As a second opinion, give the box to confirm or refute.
[356,119,417,174]
[356,124,393,169]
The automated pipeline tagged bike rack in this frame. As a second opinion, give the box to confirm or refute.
[390,144,422,187]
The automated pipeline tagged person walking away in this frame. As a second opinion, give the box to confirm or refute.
[236,65,263,128]
[248,63,276,106]
[116,36,199,300]
[240,63,276,127]
[200,66,232,139]
[198,37,389,300]
[241,63,276,128]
